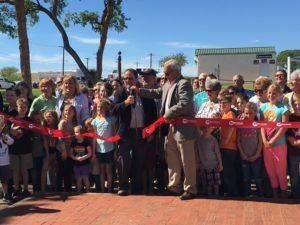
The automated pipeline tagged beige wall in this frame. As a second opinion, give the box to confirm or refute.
[197,53,276,81]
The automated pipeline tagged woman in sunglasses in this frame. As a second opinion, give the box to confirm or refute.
[249,76,273,119]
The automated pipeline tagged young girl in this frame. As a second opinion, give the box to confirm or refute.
[84,118,101,192]
[41,110,59,193]
[9,98,32,198]
[260,84,289,198]
[30,111,44,195]
[70,125,92,192]
[197,126,223,196]
[237,102,263,197]
[57,104,77,192]
[92,98,116,193]
[0,116,14,202]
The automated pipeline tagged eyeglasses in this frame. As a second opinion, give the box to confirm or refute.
[205,89,215,93]
[275,74,284,78]
[228,91,235,95]
[124,77,133,81]
[254,89,264,94]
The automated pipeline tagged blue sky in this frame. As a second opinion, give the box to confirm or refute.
[0,0,299,77]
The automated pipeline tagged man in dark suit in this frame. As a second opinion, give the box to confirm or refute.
[134,59,197,200]
[112,68,157,196]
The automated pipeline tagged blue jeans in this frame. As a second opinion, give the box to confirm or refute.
[288,155,300,198]
[241,157,263,196]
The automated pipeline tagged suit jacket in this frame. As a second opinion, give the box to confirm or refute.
[139,75,196,142]
[112,88,157,139]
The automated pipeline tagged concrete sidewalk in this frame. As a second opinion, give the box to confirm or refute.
[0,193,300,225]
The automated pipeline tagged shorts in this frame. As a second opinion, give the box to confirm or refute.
[204,168,221,186]
[96,151,114,165]
[73,164,91,177]
[0,165,10,184]
[10,153,33,172]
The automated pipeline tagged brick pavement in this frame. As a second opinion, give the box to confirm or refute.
[1,193,300,225]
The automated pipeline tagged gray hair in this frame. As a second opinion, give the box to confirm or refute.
[233,74,244,81]
[164,59,181,74]
[291,69,300,81]
[205,79,221,91]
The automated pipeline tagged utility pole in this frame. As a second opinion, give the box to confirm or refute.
[85,57,90,70]
[59,46,65,76]
[149,53,153,68]
[136,62,139,68]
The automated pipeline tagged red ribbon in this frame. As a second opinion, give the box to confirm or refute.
[142,116,300,138]
[0,112,120,142]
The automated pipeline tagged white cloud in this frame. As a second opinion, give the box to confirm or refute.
[71,35,128,45]
[0,53,19,63]
[162,41,219,49]
[31,54,62,64]
[250,39,261,43]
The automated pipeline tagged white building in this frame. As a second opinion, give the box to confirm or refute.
[195,47,276,81]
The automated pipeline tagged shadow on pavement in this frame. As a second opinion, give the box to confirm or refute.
[0,204,60,224]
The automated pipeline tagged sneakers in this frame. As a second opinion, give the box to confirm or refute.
[12,190,22,199]
[117,189,128,196]
[2,194,11,203]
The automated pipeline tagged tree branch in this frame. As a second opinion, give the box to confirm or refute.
[32,1,90,78]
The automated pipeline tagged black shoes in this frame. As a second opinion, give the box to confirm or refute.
[180,191,196,200]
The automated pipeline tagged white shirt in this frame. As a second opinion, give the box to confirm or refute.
[0,134,14,166]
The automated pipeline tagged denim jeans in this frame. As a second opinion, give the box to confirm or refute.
[241,157,263,196]
[221,149,241,197]
[288,155,300,198]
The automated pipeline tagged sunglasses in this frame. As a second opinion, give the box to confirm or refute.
[205,89,215,93]
[254,89,264,94]
[124,77,133,81]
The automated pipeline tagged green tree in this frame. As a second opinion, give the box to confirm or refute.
[159,53,188,67]
[0,66,21,81]
[0,0,129,84]
[277,50,300,68]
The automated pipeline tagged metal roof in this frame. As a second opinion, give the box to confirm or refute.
[195,47,276,56]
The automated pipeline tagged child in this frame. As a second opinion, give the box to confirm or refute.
[4,87,18,116]
[197,126,223,196]
[70,125,92,192]
[30,111,44,195]
[92,98,116,193]
[236,93,249,118]
[84,117,101,192]
[286,100,300,198]
[219,94,241,197]
[57,104,77,192]
[9,98,32,198]
[237,102,263,197]
[41,110,59,193]
[260,84,289,198]
[0,115,14,202]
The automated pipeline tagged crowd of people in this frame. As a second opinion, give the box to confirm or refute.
[0,59,300,203]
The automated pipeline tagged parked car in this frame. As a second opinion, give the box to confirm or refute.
[0,76,15,89]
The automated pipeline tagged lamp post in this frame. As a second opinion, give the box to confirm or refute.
[118,51,122,79]
[59,45,65,76]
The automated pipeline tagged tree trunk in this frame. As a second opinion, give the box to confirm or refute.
[96,0,114,80]
[15,0,32,96]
